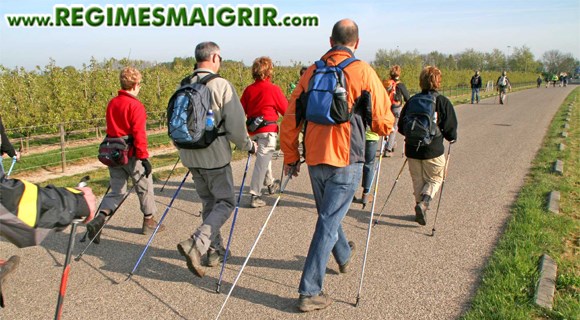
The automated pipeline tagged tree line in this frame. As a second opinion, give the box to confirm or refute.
[373,46,578,77]
[0,50,544,136]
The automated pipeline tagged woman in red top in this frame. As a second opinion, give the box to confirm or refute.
[241,57,288,208]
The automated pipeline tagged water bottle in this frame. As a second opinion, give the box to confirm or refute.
[335,85,347,102]
[206,109,215,131]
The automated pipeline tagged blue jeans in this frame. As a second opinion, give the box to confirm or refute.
[471,88,480,103]
[362,140,378,192]
[299,163,363,296]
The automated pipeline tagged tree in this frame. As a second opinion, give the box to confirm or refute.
[484,49,505,71]
[456,49,485,71]
[542,50,578,75]
[509,46,540,73]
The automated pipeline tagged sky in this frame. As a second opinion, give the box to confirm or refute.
[0,0,579,70]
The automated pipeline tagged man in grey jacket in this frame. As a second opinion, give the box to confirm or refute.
[177,41,257,277]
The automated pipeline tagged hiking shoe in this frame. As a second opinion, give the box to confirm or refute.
[267,179,281,195]
[361,193,373,206]
[206,248,231,267]
[86,212,106,244]
[298,292,333,312]
[0,255,21,308]
[414,202,428,226]
[142,217,166,235]
[251,195,266,208]
[177,238,205,278]
[339,241,356,273]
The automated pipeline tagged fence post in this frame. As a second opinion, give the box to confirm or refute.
[59,123,66,173]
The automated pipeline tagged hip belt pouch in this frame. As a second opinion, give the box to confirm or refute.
[98,136,130,167]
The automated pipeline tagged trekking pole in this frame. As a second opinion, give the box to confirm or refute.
[125,171,190,281]
[6,155,17,178]
[215,167,295,319]
[216,153,252,293]
[54,175,90,320]
[79,184,111,243]
[430,143,452,237]
[160,156,180,192]
[75,175,144,261]
[355,137,386,307]
[373,158,408,226]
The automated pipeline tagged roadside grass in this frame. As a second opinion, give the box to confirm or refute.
[461,88,579,319]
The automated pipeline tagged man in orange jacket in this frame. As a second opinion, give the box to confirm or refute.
[280,18,394,312]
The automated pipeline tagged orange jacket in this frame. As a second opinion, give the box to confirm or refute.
[280,47,393,167]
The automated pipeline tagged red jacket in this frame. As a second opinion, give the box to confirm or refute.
[106,90,149,159]
[240,78,288,134]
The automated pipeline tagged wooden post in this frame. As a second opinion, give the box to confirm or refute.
[60,123,66,173]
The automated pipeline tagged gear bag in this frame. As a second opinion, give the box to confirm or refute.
[98,136,130,167]
[401,92,441,149]
[296,57,358,125]
[498,76,507,86]
[167,73,225,149]
[386,79,403,108]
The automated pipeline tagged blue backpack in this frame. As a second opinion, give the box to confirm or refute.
[167,73,224,149]
[297,57,358,125]
[401,92,441,149]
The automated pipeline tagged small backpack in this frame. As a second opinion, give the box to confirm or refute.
[167,73,225,149]
[386,79,403,108]
[401,92,441,149]
[471,76,479,86]
[297,57,358,125]
[498,76,507,86]
[97,136,130,167]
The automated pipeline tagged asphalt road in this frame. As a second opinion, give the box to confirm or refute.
[0,85,575,320]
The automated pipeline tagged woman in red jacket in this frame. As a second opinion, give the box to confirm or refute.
[241,57,288,208]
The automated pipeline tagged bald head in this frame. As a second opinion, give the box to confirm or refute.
[331,19,359,46]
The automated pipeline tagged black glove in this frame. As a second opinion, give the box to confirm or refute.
[141,159,152,178]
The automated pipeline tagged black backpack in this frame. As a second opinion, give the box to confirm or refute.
[401,92,441,149]
[167,73,225,149]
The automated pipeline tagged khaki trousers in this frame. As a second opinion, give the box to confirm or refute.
[249,132,278,196]
[407,154,446,202]
[101,157,156,216]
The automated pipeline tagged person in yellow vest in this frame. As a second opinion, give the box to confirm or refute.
[0,115,96,308]
[0,176,96,308]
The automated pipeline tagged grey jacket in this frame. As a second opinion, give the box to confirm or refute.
[178,69,253,169]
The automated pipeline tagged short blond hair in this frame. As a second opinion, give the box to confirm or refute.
[120,67,142,90]
[251,56,273,80]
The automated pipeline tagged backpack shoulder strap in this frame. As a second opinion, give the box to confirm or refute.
[337,57,358,69]
[198,73,221,85]
[314,60,326,69]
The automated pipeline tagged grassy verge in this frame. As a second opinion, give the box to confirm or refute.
[461,88,579,319]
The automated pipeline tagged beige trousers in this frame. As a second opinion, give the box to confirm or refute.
[249,132,278,196]
[407,154,446,202]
